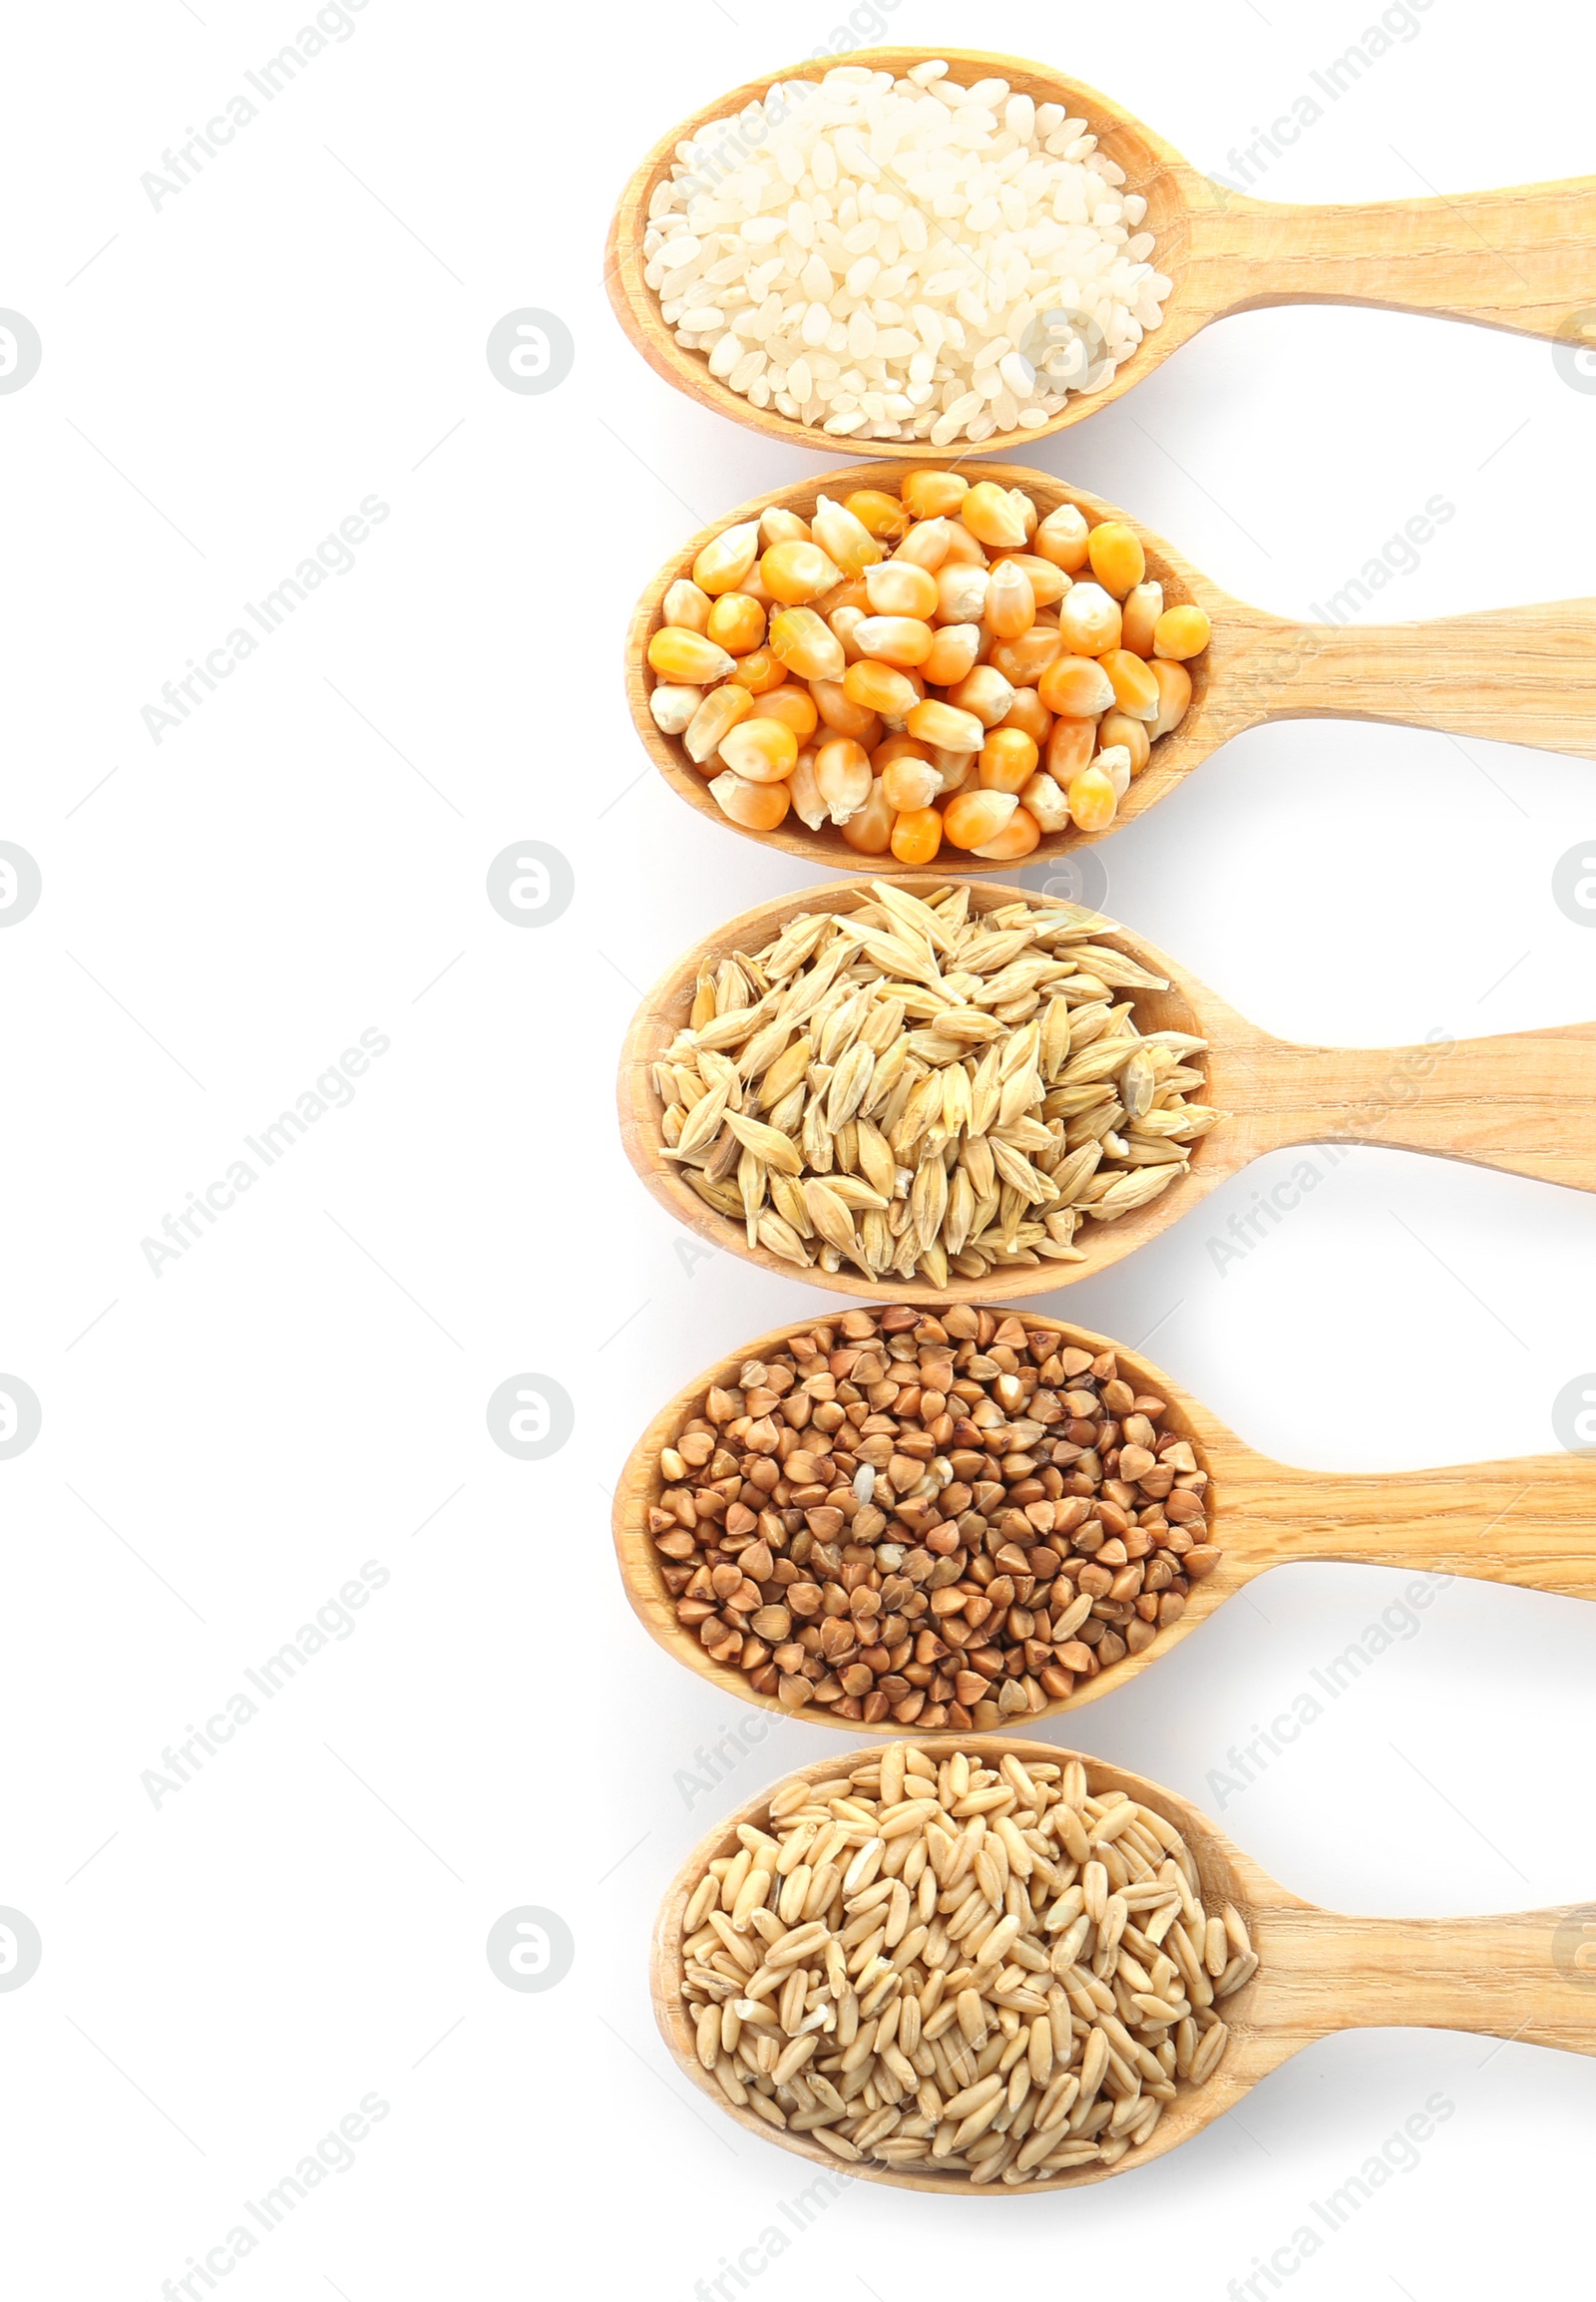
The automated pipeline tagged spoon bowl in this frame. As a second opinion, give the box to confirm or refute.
[617,876,1596,1304]
[615,1307,1596,1738]
[651,1736,1596,2192]
[606,47,1596,461]
[626,461,1596,875]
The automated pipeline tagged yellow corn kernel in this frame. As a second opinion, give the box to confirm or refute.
[768,606,845,682]
[864,560,939,620]
[819,575,872,617]
[986,558,1037,640]
[995,552,1070,608]
[810,499,882,577]
[1046,716,1097,782]
[829,605,869,663]
[648,683,700,736]
[1038,652,1115,719]
[1097,742,1134,801]
[893,518,954,573]
[933,746,979,796]
[854,614,936,668]
[706,591,767,655]
[816,737,874,825]
[1019,769,1072,835]
[979,727,1039,795]
[684,683,754,765]
[943,788,1017,850]
[759,506,811,548]
[961,480,1031,550]
[1120,581,1164,658]
[1097,648,1162,721]
[902,469,969,519]
[719,718,799,783]
[1066,764,1118,834]
[728,646,788,694]
[788,747,826,830]
[940,523,989,567]
[908,697,986,754]
[707,769,791,832]
[1153,603,1212,660]
[761,540,845,604]
[846,489,912,541]
[662,577,712,632]
[890,804,944,865]
[1098,709,1151,773]
[843,659,922,723]
[990,625,1063,688]
[840,775,895,855]
[1086,521,1145,599]
[972,803,1040,862]
[947,664,1016,729]
[934,561,990,625]
[1149,657,1193,737]
[922,622,984,686]
[873,732,933,768]
[759,686,819,740]
[1058,582,1122,654]
[1032,502,1091,573]
[648,626,738,684]
[998,688,1053,746]
[811,681,882,741]
[881,751,942,812]
[692,520,761,596]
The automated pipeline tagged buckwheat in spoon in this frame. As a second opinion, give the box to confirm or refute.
[653,1738,1596,2193]
[615,1308,1596,1738]
[618,878,1596,1305]
[606,48,1596,457]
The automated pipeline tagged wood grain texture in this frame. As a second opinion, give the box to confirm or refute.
[617,877,1596,1302]
[605,46,1596,459]
[626,460,1596,879]
[613,1310,1596,1739]
[650,1738,1596,2194]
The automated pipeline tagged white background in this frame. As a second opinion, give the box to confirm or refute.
[2,0,1594,2294]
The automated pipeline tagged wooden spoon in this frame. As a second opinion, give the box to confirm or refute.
[627,460,1596,875]
[615,1308,1596,1737]
[651,1736,1596,2194]
[618,875,1596,1305]
[606,46,1596,461]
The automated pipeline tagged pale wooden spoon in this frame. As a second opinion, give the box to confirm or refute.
[618,875,1596,1305]
[606,46,1596,461]
[627,460,1596,875]
[614,1308,1596,1737]
[652,1736,1596,2194]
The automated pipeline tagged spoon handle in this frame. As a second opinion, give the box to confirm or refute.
[1232,1452,1596,1601]
[1199,177,1596,343]
[1260,1904,1596,2057]
[1219,1019,1596,1194]
[1228,601,1596,760]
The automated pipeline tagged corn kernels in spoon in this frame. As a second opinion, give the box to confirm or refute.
[811,499,883,576]
[844,659,922,723]
[1149,658,1193,736]
[649,626,738,684]
[1098,710,1151,773]
[761,540,844,603]
[1039,654,1115,717]
[769,606,845,681]
[1087,521,1146,599]
[922,622,984,686]
[846,488,912,540]
[1098,743,1134,801]
[1067,763,1118,832]
[935,561,991,624]
[1120,581,1164,657]
[684,682,753,764]
[839,774,895,853]
[663,577,712,631]
[972,803,1040,861]
[979,727,1040,793]
[893,517,954,572]
[648,683,700,736]
[759,506,811,547]
[812,682,881,740]
[816,737,874,822]
[788,748,826,829]
[720,718,800,783]
[1098,649,1162,721]
[758,687,819,740]
[1058,582,1122,653]
[728,646,788,694]
[1021,769,1073,833]
[947,664,1015,728]
[908,698,985,753]
[707,591,767,654]
[864,560,939,619]
[902,468,969,519]
[962,481,1030,550]
[998,688,1053,745]
[987,558,1037,639]
[693,520,762,595]
[707,769,791,831]
[1032,503,1091,572]
[991,625,1063,687]
[882,751,942,812]
[1154,604,1212,659]
[854,614,936,668]
[890,804,944,864]
[943,788,1017,849]
[1046,716,1098,780]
